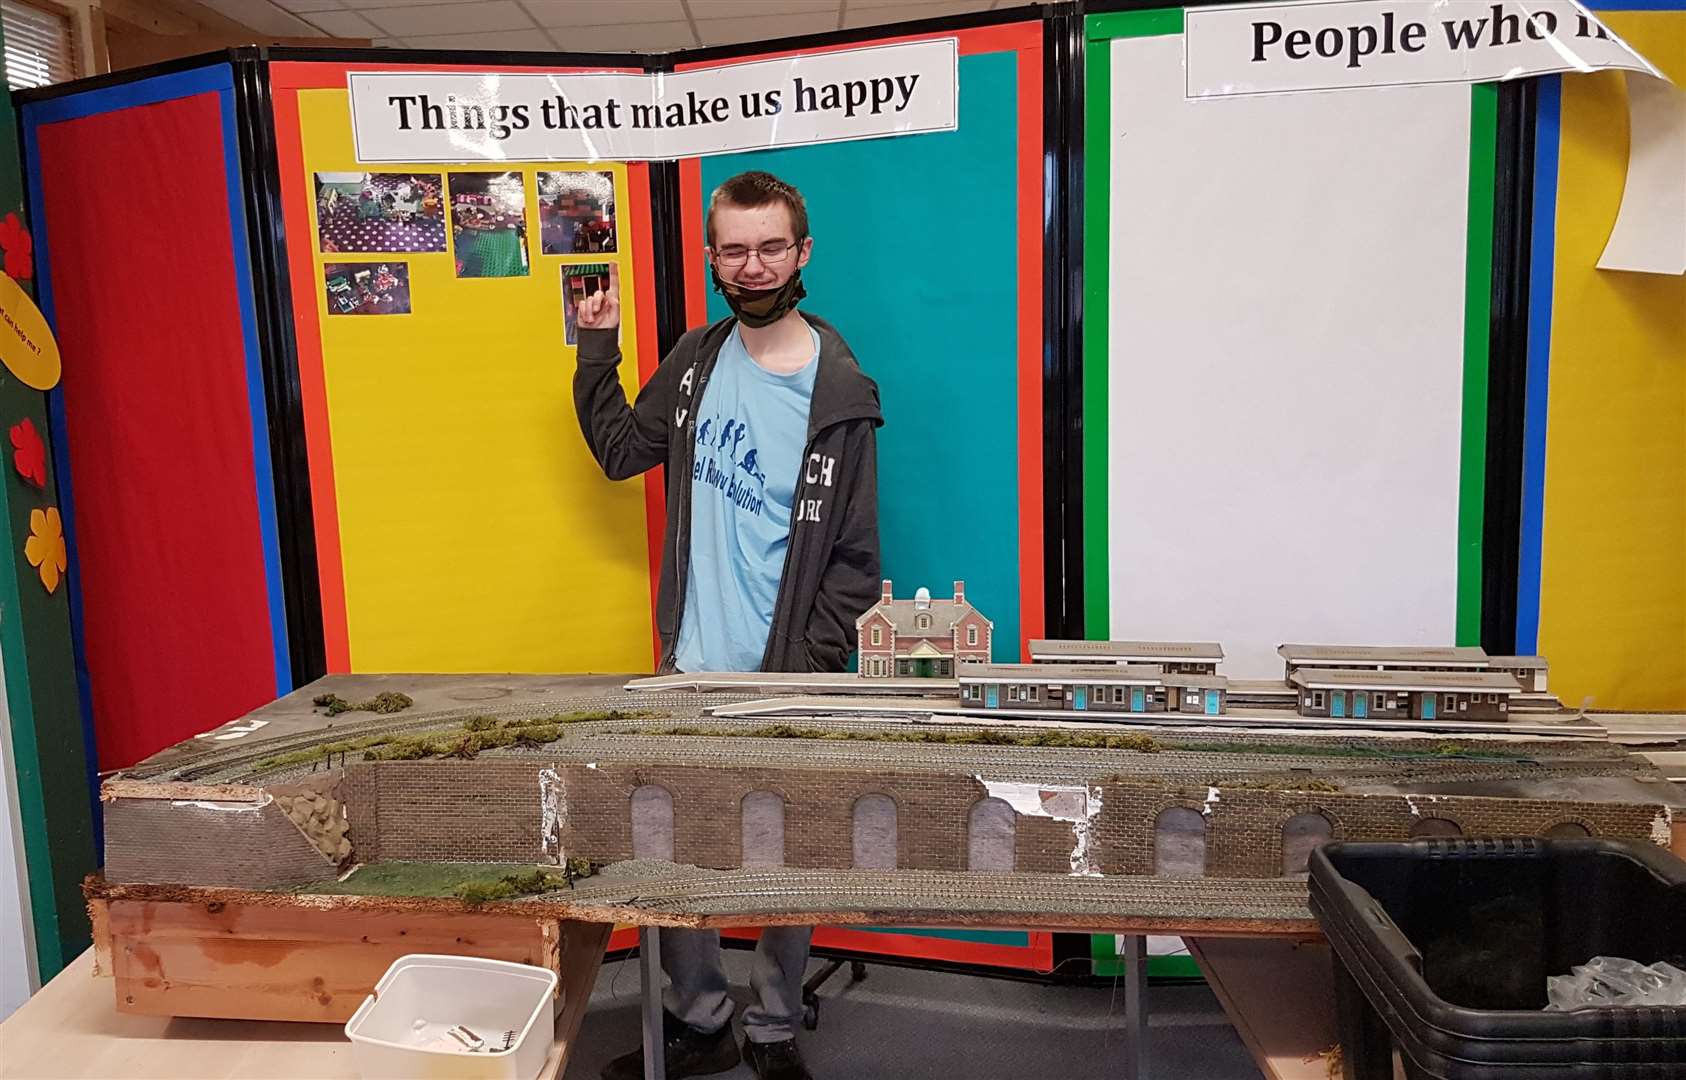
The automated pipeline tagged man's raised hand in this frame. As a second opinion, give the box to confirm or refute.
[577,262,621,331]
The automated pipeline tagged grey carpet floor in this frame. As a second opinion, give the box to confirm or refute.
[564,950,1264,1080]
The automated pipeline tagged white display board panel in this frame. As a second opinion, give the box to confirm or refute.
[1105,33,1473,677]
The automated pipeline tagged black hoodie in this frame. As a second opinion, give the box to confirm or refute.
[574,314,883,674]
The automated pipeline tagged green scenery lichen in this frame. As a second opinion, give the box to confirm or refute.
[313,691,415,716]
[629,725,1530,765]
[296,859,593,899]
[1175,740,1526,763]
[454,861,593,904]
[638,724,1164,753]
[254,709,660,772]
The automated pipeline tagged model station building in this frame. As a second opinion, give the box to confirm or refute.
[1028,639,1224,675]
[856,580,992,678]
[958,663,1228,715]
[964,639,1555,721]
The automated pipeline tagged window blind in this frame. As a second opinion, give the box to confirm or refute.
[2,0,76,89]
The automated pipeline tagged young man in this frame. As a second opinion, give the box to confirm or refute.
[574,172,883,1080]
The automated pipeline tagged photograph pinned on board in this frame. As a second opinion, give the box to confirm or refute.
[561,263,612,346]
[325,262,412,316]
[538,171,616,255]
[315,172,445,253]
[448,172,530,278]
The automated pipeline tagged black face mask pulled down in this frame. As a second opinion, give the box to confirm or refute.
[711,267,807,329]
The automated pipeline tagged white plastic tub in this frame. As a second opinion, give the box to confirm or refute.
[344,954,559,1080]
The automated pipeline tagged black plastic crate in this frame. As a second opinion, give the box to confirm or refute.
[1309,838,1686,1079]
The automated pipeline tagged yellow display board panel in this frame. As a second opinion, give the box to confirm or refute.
[1538,12,1686,711]
[296,88,656,674]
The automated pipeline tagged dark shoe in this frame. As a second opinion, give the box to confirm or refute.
[601,1011,740,1080]
[743,1037,813,1080]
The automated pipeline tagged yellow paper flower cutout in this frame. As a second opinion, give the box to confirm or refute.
[24,506,66,594]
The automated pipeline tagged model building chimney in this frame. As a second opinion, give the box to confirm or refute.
[881,579,894,603]
[953,580,966,605]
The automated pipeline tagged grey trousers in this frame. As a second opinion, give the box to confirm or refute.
[660,926,813,1043]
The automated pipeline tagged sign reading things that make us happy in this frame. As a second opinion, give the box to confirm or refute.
[348,38,959,164]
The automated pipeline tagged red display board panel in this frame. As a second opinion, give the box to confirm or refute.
[31,90,282,768]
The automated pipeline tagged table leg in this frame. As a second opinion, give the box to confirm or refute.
[640,928,665,1080]
[1121,934,1148,1080]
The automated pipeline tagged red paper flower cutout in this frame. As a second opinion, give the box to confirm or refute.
[0,213,34,281]
[9,417,45,488]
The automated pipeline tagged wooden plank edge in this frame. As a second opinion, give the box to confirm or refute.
[88,898,112,977]
[102,779,267,802]
[81,877,1320,937]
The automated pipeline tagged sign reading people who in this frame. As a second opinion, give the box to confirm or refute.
[348,39,958,164]
[1184,0,1660,98]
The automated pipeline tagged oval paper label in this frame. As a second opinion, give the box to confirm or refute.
[0,273,61,390]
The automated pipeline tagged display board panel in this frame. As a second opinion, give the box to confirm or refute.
[677,22,1046,662]
[272,61,664,675]
[22,66,291,768]
[1522,6,1686,710]
[1084,9,1495,677]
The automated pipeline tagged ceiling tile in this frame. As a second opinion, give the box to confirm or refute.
[363,0,533,36]
[402,27,555,49]
[301,9,384,36]
[274,0,346,13]
[522,0,686,27]
[340,0,477,8]
[695,11,835,45]
[195,0,324,35]
[848,0,988,10]
[547,20,697,51]
[844,0,989,23]
[687,0,835,18]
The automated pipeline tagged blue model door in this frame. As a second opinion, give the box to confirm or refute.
[1074,686,1087,710]
[1353,692,1368,719]
[1421,693,1436,719]
[1131,687,1145,712]
[1204,690,1220,716]
[985,685,999,709]
[1331,691,1346,718]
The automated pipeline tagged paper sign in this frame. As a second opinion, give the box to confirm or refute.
[1598,74,1686,276]
[348,39,958,163]
[0,272,61,390]
[1184,0,1658,98]
[1185,2,1684,276]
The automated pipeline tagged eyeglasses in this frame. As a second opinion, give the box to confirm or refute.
[712,238,801,268]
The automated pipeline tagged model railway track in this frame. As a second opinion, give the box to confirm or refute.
[548,736,1595,781]
[131,692,715,782]
[569,868,1314,920]
[147,709,1637,787]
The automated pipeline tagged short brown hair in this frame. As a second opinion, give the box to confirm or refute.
[706,171,808,246]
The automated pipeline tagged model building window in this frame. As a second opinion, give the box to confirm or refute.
[1543,821,1591,839]
[871,626,882,646]
[916,613,931,631]
[967,798,1016,872]
[631,785,675,862]
[1280,812,1333,875]
[1153,808,1207,877]
[1027,685,1040,702]
[741,791,785,867]
[1410,817,1462,838]
[1312,691,1325,708]
[967,625,978,646]
[1373,693,1386,710]
[852,794,897,869]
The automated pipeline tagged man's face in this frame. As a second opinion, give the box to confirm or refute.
[709,202,812,290]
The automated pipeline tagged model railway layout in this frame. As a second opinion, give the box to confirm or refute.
[99,647,1686,923]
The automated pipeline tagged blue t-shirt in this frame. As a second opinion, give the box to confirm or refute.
[672,321,820,673]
